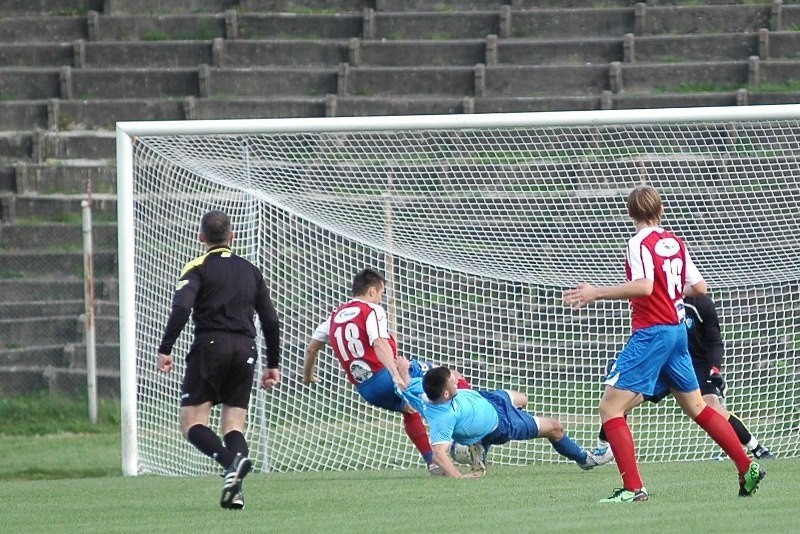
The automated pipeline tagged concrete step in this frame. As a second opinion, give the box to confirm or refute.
[0,278,118,303]
[1,96,327,131]
[0,15,89,43]
[0,131,119,164]
[353,39,485,66]
[0,365,119,396]
[190,96,327,119]
[341,65,474,96]
[748,90,800,106]
[629,32,758,62]
[480,64,610,97]
[93,13,226,41]
[0,43,72,67]
[0,316,82,345]
[642,4,772,35]
[204,66,337,97]
[0,101,48,131]
[377,0,504,11]
[248,0,371,13]
[509,7,635,39]
[0,300,86,318]
[236,12,363,39]
[763,30,800,60]
[0,250,117,277]
[369,11,499,40]
[784,5,800,31]
[493,37,623,66]
[14,160,116,195]
[0,222,117,250]
[616,60,749,94]
[40,131,116,161]
[0,131,33,161]
[78,40,212,68]
[0,0,102,16]
[0,300,118,320]
[2,193,117,224]
[0,342,119,370]
[66,39,352,68]
[329,95,465,116]
[218,39,349,67]
[608,91,739,110]
[472,95,601,113]
[55,98,184,130]
[65,67,199,99]
[63,342,120,370]
[0,166,14,193]
[0,345,67,368]
[754,59,800,91]
[103,0,237,15]
[0,68,61,99]
[0,315,118,346]
[513,0,637,6]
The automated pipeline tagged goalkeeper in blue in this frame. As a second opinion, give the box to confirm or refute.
[396,364,602,478]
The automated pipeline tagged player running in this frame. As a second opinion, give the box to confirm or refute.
[564,185,765,502]
[591,294,776,465]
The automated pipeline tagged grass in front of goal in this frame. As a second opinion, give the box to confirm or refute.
[1,458,798,533]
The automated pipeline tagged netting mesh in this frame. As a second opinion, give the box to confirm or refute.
[127,115,800,475]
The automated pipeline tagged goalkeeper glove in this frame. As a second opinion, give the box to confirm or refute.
[709,366,727,398]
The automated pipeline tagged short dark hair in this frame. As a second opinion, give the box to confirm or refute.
[351,268,386,296]
[201,210,231,245]
[422,366,452,402]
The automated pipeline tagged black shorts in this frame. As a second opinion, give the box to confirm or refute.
[180,331,257,408]
[645,361,717,403]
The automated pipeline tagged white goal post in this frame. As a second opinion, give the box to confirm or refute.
[117,105,800,477]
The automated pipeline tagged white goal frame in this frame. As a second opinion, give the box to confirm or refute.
[117,104,800,477]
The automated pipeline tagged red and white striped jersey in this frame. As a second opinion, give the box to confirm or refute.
[626,226,703,331]
[315,298,397,385]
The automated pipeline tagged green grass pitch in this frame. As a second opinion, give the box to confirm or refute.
[1,434,798,534]
[0,399,796,533]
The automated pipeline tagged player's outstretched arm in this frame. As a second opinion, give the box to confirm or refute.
[303,338,325,384]
[564,279,653,308]
[374,338,404,390]
[432,443,482,478]
[395,356,412,388]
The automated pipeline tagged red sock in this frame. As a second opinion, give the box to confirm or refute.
[694,405,752,474]
[403,411,433,463]
[456,376,472,389]
[603,416,643,491]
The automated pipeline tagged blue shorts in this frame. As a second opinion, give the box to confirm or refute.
[479,390,539,446]
[356,359,435,412]
[605,324,699,396]
[647,360,718,403]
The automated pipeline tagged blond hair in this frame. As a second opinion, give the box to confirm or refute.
[627,185,663,224]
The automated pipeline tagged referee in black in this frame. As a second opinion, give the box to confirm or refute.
[157,210,281,510]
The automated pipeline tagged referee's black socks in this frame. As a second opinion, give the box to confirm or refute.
[187,424,235,468]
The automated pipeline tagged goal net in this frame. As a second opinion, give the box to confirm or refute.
[117,106,800,476]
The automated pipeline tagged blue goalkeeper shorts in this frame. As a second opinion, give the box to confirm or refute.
[479,390,539,445]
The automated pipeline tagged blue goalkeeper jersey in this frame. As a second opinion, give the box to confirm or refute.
[400,378,499,446]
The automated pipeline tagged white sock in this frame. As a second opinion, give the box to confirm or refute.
[746,437,759,450]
